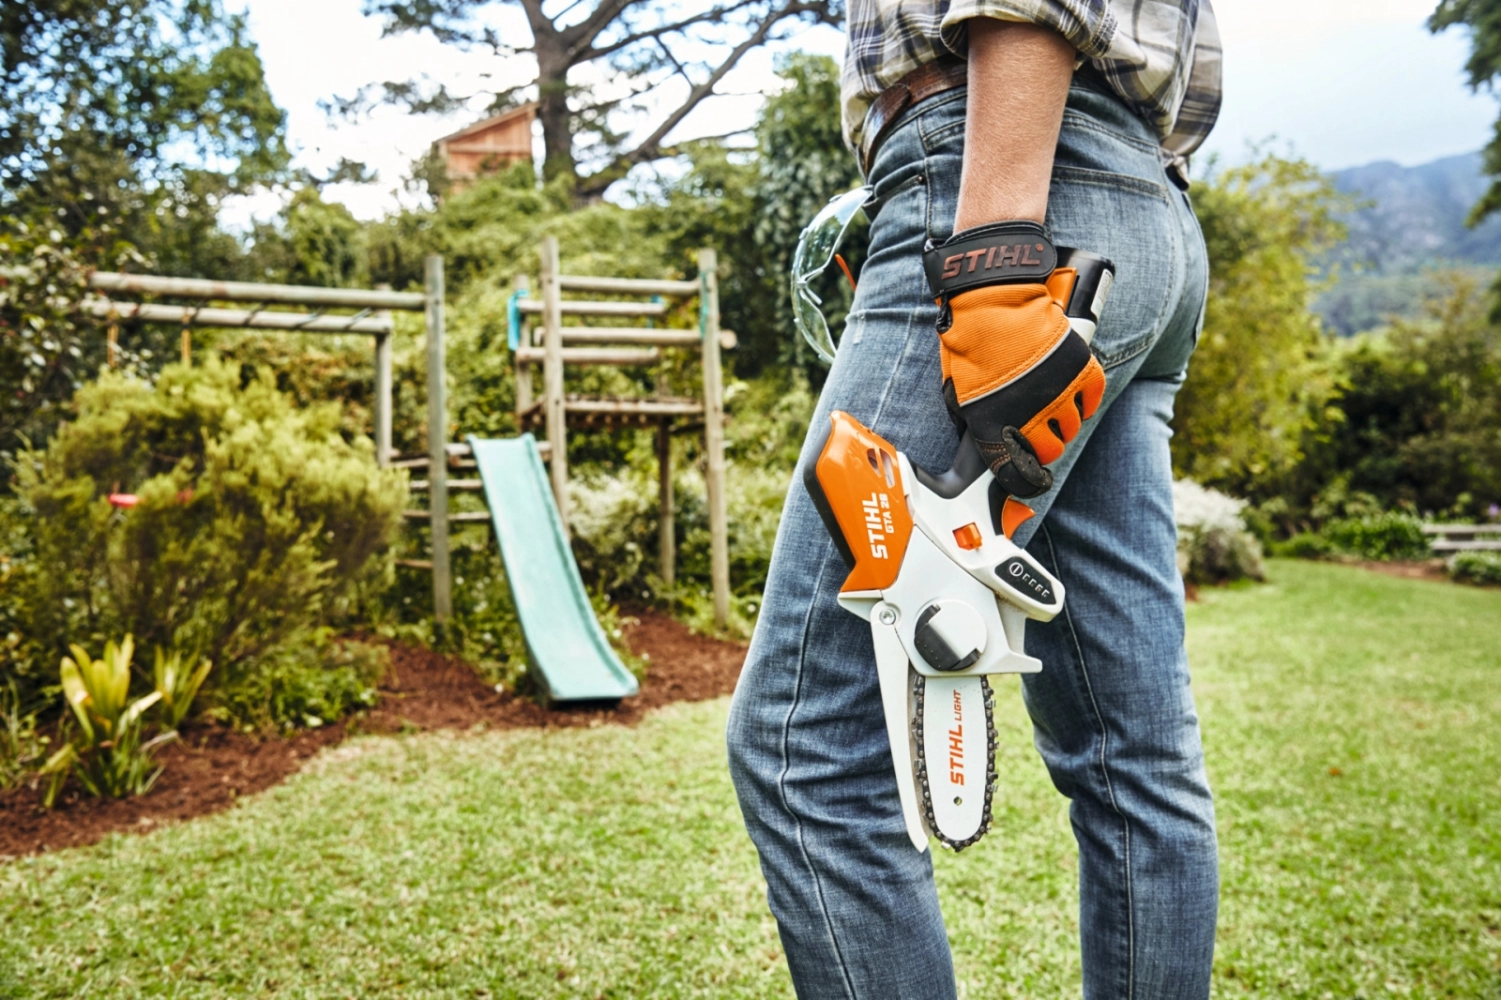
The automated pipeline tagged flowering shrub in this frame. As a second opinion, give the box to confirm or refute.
[1448,551,1501,586]
[1173,479,1266,585]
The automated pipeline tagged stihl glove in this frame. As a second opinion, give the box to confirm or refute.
[924,221,1107,499]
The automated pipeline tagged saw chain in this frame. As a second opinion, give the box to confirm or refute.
[913,674,998,851]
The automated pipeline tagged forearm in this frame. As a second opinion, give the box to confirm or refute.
[953,19,1075,229]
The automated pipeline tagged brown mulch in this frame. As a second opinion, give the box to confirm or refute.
[0,609,746,859]
[1352,558,1450,583]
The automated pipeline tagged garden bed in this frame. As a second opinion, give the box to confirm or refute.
[0,609,745,858]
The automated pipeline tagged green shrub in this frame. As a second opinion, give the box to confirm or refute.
[1448,551,1501,586]
[0,678,47,790]
[1276,531,1334,559]
[10,361,406,727]
[1173,480,1266,585]
[1320,512,1430,561]
[213,630,386,731]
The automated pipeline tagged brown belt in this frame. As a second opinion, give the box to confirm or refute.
[858,58,968,176]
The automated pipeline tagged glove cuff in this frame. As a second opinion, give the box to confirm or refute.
[923,222,1057,299]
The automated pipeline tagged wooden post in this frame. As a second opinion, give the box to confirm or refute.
[657,420,675,588]
[540,236,569,535]
[513,273,533,418]
[106,323,119,368]
[373,284,393,467]
[425,255,452,623]
[180,326,191,365]
[698,248,730,629]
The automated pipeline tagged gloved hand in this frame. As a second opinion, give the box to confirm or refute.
[923,221,1107,499]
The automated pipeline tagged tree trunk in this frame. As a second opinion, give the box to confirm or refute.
[533,46,576,187]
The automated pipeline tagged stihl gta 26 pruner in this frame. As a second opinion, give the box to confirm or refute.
[805,249,1113,852]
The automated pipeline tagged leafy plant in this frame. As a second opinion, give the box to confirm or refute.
[211,631,386,732]
[151,648,212,731]
[41,637,175,807]
[1320,512,1430,561]
[0,679,48,790]
[1448,550,1501,586]
[1175,152,1348,491]
[12,361,406,728]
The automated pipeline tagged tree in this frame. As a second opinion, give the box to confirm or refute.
[347,0,841,197]
[1,0,289,235]
[1430,1,1501,224]
[1295,274,1501,520]
[0,0,290,460]
[1173,153,1348,491]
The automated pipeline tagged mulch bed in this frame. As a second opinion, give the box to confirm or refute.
[0,610,746,859]
[1353,558,1450,583]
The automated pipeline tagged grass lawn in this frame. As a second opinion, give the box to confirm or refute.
[2,560,1498,998]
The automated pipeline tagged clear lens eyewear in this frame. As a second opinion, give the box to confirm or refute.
[791,186,873,364]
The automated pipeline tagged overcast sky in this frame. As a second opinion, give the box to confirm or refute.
[230,0,1496,224]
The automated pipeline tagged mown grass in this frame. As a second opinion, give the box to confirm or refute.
[1,560,1497,998]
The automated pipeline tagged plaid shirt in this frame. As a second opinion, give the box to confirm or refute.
[842,0,1222,172]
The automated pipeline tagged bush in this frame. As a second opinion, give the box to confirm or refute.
[1173,479,1266,585]
[0,679,47,790]
[1448,551,1501,586]
[1320,512,1430,561]
[213,631,386,732]
[1276,532,1334,559]
[9,361,406,727]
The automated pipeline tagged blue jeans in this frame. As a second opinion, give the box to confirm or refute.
[726,76,1217,999]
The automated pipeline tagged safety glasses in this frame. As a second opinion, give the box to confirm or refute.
[790,186,873,364]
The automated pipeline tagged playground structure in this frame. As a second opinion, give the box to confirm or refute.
[505,236,732,625]
[80,241,731,703]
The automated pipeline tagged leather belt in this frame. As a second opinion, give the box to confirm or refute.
[858,58,968,177]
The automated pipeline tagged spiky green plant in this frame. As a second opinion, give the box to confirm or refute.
[152,647,212,731]
[40,637,176,807]
[0,679,48,789]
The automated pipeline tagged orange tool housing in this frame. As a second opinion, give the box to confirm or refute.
[812,412,915,593]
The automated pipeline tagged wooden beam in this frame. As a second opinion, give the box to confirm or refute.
[541,236,569,535]
[403,510,492,522]
[514,273,533,418]
[567,397,703,416]
[657,422,675,589]
[89,271,426,310]
[408,479,485,492]
[516,298,667,318]
[557,274,699,296]
[559,328,702,347]
[425,255,452,623]
[81,299,394,335]
[699,248,731,630]
[514,346,661,366]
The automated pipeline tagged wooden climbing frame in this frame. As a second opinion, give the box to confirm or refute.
[512,236,733,629]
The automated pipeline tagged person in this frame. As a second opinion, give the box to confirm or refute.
[725,2,1224,998]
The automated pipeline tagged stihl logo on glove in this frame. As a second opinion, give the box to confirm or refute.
[938,242,1047,280]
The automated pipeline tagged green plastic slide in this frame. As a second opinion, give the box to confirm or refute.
[467,435,639,703]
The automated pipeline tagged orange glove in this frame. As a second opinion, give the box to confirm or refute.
[923,222,1107,499]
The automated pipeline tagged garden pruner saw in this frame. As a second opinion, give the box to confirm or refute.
[804,249,1113,852]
